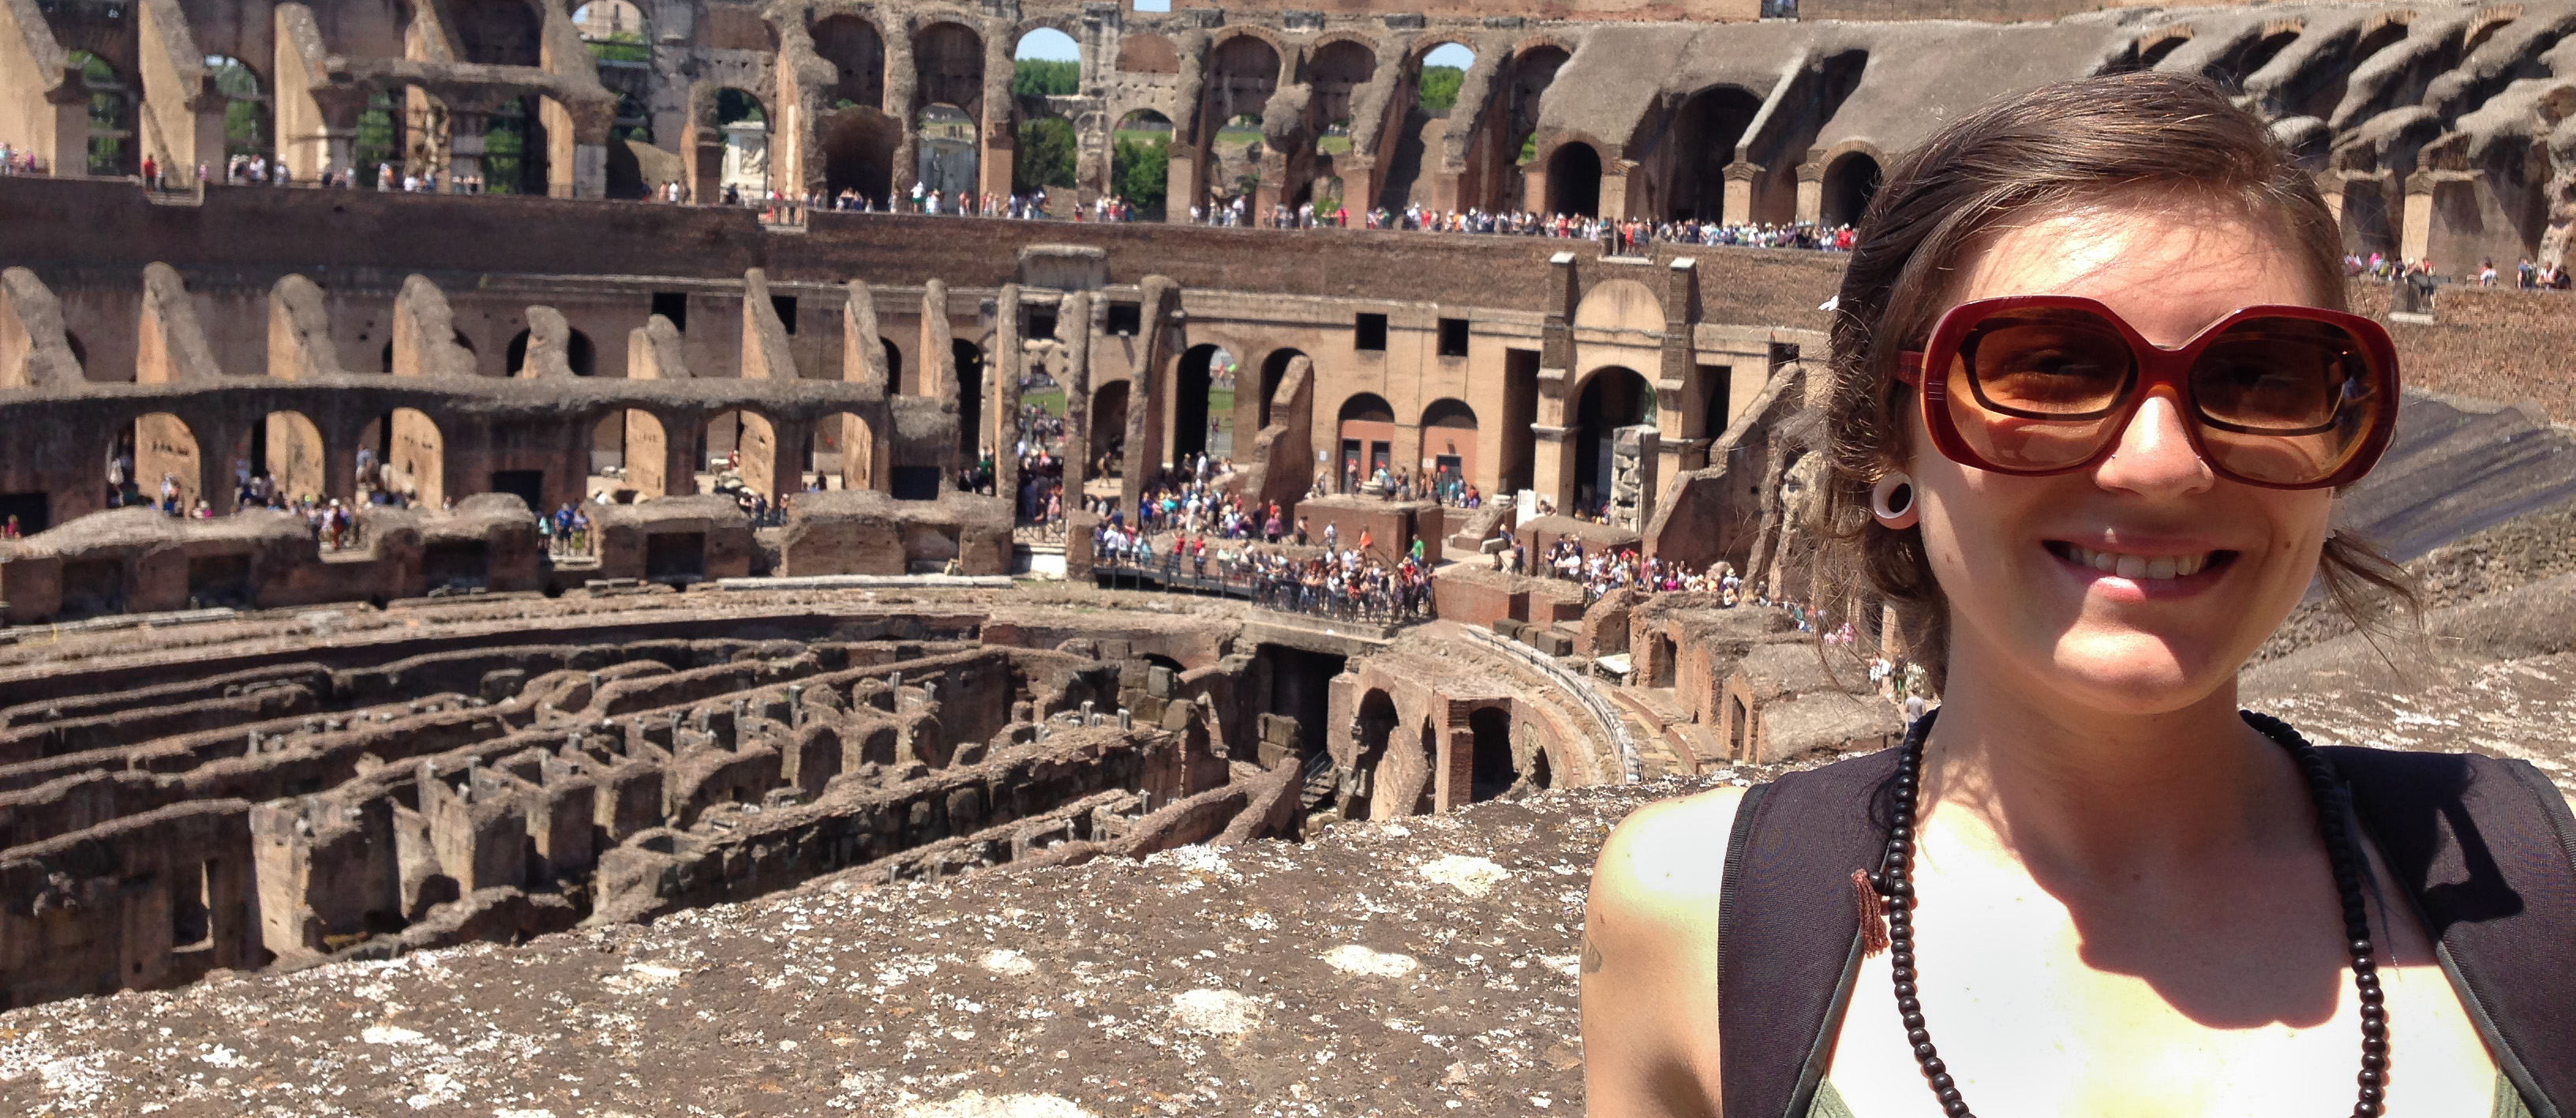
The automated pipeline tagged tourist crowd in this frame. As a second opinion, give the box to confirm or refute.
[1091,514,1438,624]
[0,144,42,175]
[1187,198,1862,255]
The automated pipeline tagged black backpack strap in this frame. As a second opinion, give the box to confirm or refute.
[2326,745,2576,1118]
[1718,721,1915,1118]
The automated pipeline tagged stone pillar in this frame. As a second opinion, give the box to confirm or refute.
[1531,423,1574,518]
[920,279,955,400]
[1060,291,1098,577]
[406,87,453,181]
[2402,170,2436,268]
[1721,161,1761,227]
[323,424,359,505]
[994,283,1022,507]
[1165,144,1202,224]
[1119,276,1180,510]
[661,412,702,497]
[1795,160,1825,226]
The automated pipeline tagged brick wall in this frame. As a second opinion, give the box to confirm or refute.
[2348,279,2576,424]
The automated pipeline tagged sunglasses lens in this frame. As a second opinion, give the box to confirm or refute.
[2192,317,2386,486]
[1945,309,2134,471]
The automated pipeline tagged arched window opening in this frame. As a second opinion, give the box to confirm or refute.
[1820,151,1880,229]
[916,103,979,202]
[575,2,651,63]
[1420,398,1478,499]
[915,22,987,119]
[68,52,135,176]
[1336,392,1395,495]
[813,411,874,492]
[1548,142,1601,217]
[1664,86,1760,222]
[811,14,885,110]
[1014,28,1080,97]
[1091,380,1132,478]
[1114,110,1172,217]
[1257,347,1305,430]
[1573,367,1651,518]
[204,56,269,162]
[451,0,545,67]
[1173,344,1236,465]
[1417,43,1473,114]
[237,410,326,509]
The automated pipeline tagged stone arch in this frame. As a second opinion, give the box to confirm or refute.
[504,327,598,376]
[1818,144,1884,228]
[1573,275,1664,336]
[449,0,546,68]
[1305,39,1376,169]
[811,13,888,111]
[1658,84,1762,222]
[612,409,668,497]
[2207,21,2305,89]
[204,55,270,163]
[574,2,649,41]
[814,410,876,491]
[822,104,901,204]
[388,407,444,507]
[66,50,138,176]
[1091,380,1131,477]
[1570,366,1652,518]
[121,412,200,512]
[1489,40,1568,211]
[2465,7,2518,55]
[1256,346,1306,430]
[1408,720,1441,814]
[913,21,987,122]
[1349,688,1398,821]
[916,103,979,200]
[1173,342,1236,464]
[703,406,788,500]
[1335,391,1395,494]
[2135,24,2194,64]
[1420,398,1477,494]
[238,409,327,506]
[1545,140,1601,216]
[1202,34,1283,140]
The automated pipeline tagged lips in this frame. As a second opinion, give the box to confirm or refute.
[2048,542,2230,581]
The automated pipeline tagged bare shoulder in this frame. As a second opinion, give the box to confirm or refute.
[1582,785,1747,1118]
[1589,784,1750,916]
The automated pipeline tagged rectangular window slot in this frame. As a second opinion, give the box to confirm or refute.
[1437,318,1469,357]
[771,295,798,335]
[650,292,688,332]
[1355,312,1389,352]
[1106,302,1143,337]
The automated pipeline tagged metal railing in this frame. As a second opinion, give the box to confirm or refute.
[1464,626,1642,783]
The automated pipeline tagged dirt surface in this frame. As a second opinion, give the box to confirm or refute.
[0,767,1806,1118]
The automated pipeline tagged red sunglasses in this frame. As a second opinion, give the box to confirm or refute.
[1897,295,2400,490]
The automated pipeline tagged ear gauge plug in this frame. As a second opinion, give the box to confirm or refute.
[1871,471,1920,529]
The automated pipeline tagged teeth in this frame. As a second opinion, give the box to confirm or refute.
[2064,544,2215,581]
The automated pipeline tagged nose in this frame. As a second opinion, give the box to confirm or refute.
[2093,390,2215,498]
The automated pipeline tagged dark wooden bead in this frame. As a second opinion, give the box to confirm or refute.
[1930,1073,1954,1091]
[1903,1012,1925,1030]
[1938,1087,1962,1105]
[1944,1101,1971,1118]
[1914,1042,1938,1060]
[1908,1029,1930,1045]
[1897,996,1920,1014]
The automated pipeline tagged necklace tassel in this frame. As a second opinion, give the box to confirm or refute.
[1853,869,1891,957]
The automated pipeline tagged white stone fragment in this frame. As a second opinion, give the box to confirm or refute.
[1321,945,1419,978]
[1168,988,1262,1035]
[1417,854,1510,898]
[901,1090,1100,1117]
[361,1024,429,1046]
[980,949,1037,977]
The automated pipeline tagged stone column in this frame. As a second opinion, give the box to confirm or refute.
[1530,423,1574,518]
[1794,159,1825,227]
[993,283,1022,508]
[661,412,702,497]
[1721,161,1760,227]
[2402,170,2436,268]
[1060,291,1099,577]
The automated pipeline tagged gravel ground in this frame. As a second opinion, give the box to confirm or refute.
[0,770,1792,1118]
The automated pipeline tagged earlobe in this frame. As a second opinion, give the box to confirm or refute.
[1871,471,1920,529]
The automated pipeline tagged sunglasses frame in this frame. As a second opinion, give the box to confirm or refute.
[1896,294,2402,490]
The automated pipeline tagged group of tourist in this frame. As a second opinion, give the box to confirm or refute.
[0,144,41,175]
[1090,512,1437,624]
[539,503,595,557]
[1515,535,1747,606]
[1333,462,1485,507]
[1182,200,1863,255]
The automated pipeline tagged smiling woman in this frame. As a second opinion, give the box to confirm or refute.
[1582,71,2575,1118]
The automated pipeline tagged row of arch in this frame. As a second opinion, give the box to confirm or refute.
[1350,690,1538,820]
[68,399,900,534]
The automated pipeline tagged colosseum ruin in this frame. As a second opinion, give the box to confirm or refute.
[4,0,2576,1112]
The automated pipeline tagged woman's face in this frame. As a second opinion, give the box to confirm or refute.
[1911,199,2337,715]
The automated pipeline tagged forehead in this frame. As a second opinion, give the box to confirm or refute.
[1950,199,2319,346]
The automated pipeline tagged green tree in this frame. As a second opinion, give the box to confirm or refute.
[1015,117,1076,193]
[1113,133,1168,213]
[1418,65,1464,113]
[1013,59,1080,98]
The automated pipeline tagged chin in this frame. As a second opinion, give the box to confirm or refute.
[2045,630,2233,715]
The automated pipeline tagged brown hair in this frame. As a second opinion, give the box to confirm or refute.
[1818,71,2413,686]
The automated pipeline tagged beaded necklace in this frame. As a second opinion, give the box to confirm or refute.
[1870,711,2389,1118]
